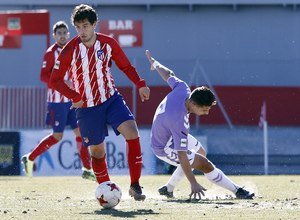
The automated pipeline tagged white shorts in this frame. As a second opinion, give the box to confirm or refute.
[156,134,203,167]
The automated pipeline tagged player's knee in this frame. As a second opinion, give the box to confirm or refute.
[90,143,106,158]
[193,155,214,173]
[90,149,105,159]
[118,120,139,140]
[52,133,63,141]
[205,160,215,172]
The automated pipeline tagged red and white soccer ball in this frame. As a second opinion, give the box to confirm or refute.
[95,181,122,209]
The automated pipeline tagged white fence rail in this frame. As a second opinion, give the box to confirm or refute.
[0,87,47,130]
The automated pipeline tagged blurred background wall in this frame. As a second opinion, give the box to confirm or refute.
[1,1,300,127]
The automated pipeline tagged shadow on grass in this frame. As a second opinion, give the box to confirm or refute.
[82,208,160,218]
[165,198,236,206]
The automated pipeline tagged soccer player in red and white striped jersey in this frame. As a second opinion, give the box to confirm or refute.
[51,5,150,201]
[41,43,70,103]
[21,21,95,181]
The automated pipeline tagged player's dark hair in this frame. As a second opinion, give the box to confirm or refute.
[190,86,216,107]
[71,4,98,26]
[53,21,68,34]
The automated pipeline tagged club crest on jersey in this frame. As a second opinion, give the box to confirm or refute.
[97,50,105,60]
[54,60,60,69]
[180,138,187,147]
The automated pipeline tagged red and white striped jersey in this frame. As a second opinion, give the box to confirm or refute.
[40,43,71,103]
[51,33,146,108]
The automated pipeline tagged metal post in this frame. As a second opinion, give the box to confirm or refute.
[263,121,269,175]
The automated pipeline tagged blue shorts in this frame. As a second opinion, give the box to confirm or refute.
[75,91,134,147]
[46,102,78,132]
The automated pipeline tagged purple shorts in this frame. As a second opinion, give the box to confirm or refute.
[75,91,134,147]
[46,102,78,132]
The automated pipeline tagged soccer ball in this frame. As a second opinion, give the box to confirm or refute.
[95,181,122,208]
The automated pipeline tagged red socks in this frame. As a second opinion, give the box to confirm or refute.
[126,137,143,184]
[29,134,59,161]
[76,136,91,170]
[91,138,142,185]
[92,155,110,184]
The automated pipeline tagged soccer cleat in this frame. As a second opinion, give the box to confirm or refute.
[235,187,255,199]
[81,168,96,181]
[158,186,174,198]
[129,182,146,201]
[21,154,34,178]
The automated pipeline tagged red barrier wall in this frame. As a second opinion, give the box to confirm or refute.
[119,86,300,126]
[1,86,299,129]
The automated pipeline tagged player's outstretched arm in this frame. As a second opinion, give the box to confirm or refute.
[177,151,207,200]
[145,50,175,82]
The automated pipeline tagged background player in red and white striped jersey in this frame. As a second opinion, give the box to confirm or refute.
[51,5,150,201]
[21,21,96,181]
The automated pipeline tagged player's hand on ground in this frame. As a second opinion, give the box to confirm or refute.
[139,86,150,102]
[189,182,207,200]
[70,99,83,109]
[145,50,156,71]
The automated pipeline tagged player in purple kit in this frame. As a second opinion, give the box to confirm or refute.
[21,21,95,181]
[146,50,254,200]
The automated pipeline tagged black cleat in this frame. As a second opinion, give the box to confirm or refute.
[235,187,255,199]
[158,186,174,198]
[129,182,146,201]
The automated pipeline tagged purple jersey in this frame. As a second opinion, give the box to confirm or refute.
[151,76,190,157]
